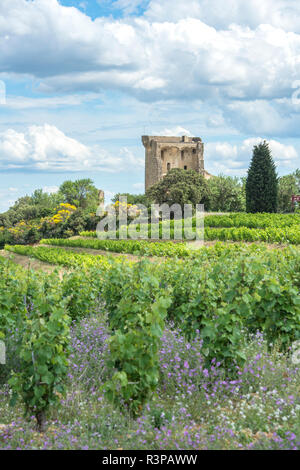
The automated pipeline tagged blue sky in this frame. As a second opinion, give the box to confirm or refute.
[0,0,300,211]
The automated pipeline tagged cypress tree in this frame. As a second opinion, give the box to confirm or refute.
[246,141,278,213]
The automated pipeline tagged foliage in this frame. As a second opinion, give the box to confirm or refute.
[8,276,71,432]
[0,259,71,431]
[162,248,300,366]
[206,175,246,212]
[112,193,150,207]
[2,239,300,423]
[0,258,27,338]
[82,211,299,238]
[0,179,102,246]
[61,267,105,321]
[5,244,117,270]
[146,168,209,209]
[5,244,299,370]
[204,226,300,244]
[40,237,192,258]
[204,212,300,228]
[246,141,278,213]
[112,200,142,221]
[58,179,99,210]
[0,203,76,246]
[103,261,172,414]
[0,190,61,228]
[1,322,300,449]
[278,170,300,213]
[79,211,300,244]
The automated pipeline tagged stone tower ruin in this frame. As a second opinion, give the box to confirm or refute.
[142,135,210,191]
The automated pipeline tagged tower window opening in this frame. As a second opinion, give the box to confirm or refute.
[167,163,171,171]
[181,150,184,159]
[192,148,196,154]
[161,150,164,159]
[184,165,187,170]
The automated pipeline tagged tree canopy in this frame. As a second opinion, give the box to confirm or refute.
[112,193,150,207]
[0,179,99,228]
[146,168,209,209]
[206,175,245,212]
[58,179,99,209]
[278,169,300,212]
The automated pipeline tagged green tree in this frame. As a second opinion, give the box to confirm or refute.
[294,169,300,191]
[246,141,278,213]
[58,179,99,209]
[0,191,61,227]
[112,193,150,207]
[278,171,299,213]
[146,169,209,209]
[206,175,246,212]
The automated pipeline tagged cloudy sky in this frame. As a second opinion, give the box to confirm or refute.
[0,0,300,211]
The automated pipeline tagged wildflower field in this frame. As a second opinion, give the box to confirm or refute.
[0,212,300,450]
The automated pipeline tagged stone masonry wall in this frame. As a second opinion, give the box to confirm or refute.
[142,135,206,191]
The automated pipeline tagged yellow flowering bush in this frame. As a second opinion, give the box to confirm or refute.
[47,203,77,225]
[113,201,140,219]
[0,204,78,245]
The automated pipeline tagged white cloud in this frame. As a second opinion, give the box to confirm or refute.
[152,126,193,136]
[0,123,144,172]
[42,185,59,194]
[4,93,101,109]
[0,0,299,106]
[241,138,298,161]
[145,0,300,33]
[0,0,299,152]
[225,99,300,137]
[205,138,299,176]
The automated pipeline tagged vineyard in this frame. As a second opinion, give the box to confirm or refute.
[80,212,300,244]
[0,212,300,449]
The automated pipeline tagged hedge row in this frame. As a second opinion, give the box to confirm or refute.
[80,223,300,244]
